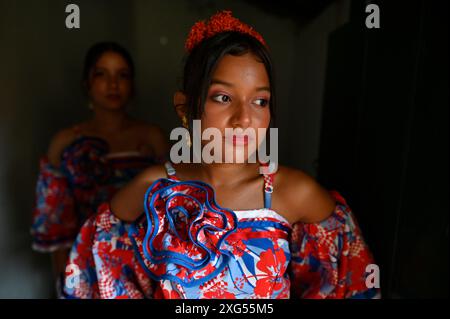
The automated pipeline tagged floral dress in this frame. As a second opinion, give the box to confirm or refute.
[31,135,159,253]
[63,162,380,299]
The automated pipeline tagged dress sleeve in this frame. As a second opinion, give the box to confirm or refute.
[289,191,381,299]
[30,157,78,252]
[63,203,154,299]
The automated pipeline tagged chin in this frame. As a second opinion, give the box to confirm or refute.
[99,102,126,111]
[223,148,255,164]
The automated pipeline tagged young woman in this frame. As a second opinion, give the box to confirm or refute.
[31,42,169,296]
[63,12,379,299]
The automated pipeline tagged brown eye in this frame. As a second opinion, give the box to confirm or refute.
[254,98,269,107]
[212,94,231,103]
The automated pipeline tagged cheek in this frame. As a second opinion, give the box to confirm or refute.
[89,79,106,95]
[202,102,228,130]
[251,109,271,144]
[120,80,132,91]
[253,108,271,128]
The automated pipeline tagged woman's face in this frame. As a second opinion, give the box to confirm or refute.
[201,52,271,163]
[87,51,132,111]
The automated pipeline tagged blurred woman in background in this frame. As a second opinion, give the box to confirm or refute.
[30,42,169,296]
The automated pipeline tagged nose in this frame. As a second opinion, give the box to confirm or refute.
[108,75,119,90]
[230,102,251,129]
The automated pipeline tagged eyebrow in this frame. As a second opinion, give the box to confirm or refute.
[210,78,270,92]
[92,66,130,73]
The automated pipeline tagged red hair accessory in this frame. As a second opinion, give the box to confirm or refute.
[185,11,266,52]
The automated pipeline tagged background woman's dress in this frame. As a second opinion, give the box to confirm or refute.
[31,135,160,253]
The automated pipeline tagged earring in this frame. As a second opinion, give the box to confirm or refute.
[181,116,192,148]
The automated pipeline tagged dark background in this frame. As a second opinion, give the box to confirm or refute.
[317,0,448,298]
[0,0,447,298]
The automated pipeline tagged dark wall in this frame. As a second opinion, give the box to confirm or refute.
[318,0,448,298]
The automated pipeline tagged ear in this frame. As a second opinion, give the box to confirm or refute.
[173,91,188,119]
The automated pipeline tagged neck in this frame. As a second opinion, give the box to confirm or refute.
[199,162,261,188]
[89,107,129,134]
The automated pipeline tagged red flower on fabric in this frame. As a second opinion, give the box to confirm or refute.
[202,280,236,299]
[254,246,288,298]
[185,11,266,52]
[73,218,96,267]
[226,231,247,257]
[231,239,247,257]
[155,285,181,299]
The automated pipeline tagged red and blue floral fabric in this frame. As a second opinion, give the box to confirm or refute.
[31,136,157,253]
[63,165,380,299]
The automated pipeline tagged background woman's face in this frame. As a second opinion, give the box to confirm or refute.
[87,51,132,111]
[201,52,271,163]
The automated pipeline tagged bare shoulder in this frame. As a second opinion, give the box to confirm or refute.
[144,123,168,147]
[47,125,81,166]
[131,119,169,157]
[273,166,336,224]
[131,119,166,136]
[135,163,168,183]
[110,164,168,222]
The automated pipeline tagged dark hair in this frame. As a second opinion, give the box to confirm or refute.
[82,41,135,86]
[182,31,276,126]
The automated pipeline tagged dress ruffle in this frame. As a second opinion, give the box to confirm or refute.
[134,178,238,287]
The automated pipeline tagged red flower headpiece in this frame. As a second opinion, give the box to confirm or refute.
[185,11,266,52]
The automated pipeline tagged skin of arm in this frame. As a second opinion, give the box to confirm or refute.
[110,164,167,222]
[145,125,170,161]
[47,128,78,167]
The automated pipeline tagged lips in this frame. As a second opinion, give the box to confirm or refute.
[232,135,249,146]
[106,93,121,101]
[223,134,253,146]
